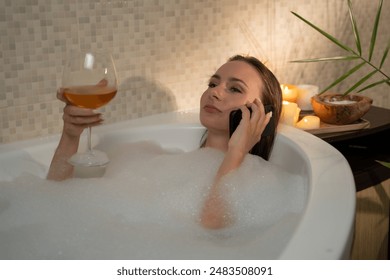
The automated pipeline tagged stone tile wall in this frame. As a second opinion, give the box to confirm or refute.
[1,0,389,143]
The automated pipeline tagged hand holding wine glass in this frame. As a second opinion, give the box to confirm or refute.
[61,50,118,167]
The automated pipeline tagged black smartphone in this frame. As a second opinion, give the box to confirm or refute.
[229,105,274,138]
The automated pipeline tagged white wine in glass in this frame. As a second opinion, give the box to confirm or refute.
[62,50,118,167]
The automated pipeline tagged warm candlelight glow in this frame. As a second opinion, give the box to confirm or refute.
[280,101,301,126]
[281,84,298,102]
[296,84,319,111]
[296,116,321,130]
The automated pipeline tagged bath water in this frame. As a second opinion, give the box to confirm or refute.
[0,141,306,259]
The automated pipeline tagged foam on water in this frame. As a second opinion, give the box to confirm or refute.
[0,141,306,259]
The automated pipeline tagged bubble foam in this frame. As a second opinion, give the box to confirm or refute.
[0,141,306,259]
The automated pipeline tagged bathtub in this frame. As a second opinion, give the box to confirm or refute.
[0,110,355,259]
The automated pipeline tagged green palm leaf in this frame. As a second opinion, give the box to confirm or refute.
[376,160,390,169]
[291,0,389,94]
[291,55,359,63]
[348,0,362,55]
[379,39,390,69]
[357,79,390,93]
[343,69,378,95]
[369,0,383,61]
[291,11,356,54]
[319,62,365,94]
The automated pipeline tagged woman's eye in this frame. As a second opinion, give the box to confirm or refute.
[229,87,242,93]
[208,82,217,88]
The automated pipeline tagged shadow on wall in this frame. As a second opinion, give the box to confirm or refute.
[105,75,178,121]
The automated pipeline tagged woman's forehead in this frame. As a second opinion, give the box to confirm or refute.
[217,61,260,80]
[216,60,263,89]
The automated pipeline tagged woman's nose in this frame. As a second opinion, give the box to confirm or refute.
[210,87,223,101]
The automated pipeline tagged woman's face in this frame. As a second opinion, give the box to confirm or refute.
[200,60,264,134]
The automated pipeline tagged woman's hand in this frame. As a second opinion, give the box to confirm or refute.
[57,88,103,139]
[62,105,103,138]
[228,98,272,156]
[47,89,103,181]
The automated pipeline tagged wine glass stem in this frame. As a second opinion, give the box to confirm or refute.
[87,126,92,154]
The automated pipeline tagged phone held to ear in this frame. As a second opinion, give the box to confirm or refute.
[229,105,275,138]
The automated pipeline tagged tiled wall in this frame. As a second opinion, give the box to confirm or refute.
[1,0,389,143]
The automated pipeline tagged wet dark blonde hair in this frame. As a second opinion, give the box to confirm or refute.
[228,55,282,160]
[201,55,282,161]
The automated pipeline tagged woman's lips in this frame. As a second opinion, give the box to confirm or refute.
[204,105,222,113]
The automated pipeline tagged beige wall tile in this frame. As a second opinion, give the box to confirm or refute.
[1,0,389,143]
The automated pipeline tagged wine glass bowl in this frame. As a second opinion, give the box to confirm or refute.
[63,84,117,109]
[62,50,118,167]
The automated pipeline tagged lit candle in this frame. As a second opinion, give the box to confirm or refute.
[296,84,319,111]
[281,84,299,102]
[280,101,301,126]
[296,116,321,130]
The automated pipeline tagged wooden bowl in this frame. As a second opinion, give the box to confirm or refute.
[311,93,373,125]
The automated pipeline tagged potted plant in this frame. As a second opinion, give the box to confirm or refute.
[291,0,389,125]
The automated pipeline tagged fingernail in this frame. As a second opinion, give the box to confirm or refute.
[267,111,273,118]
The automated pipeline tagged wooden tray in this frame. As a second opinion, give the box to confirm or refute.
[302,118,370,135]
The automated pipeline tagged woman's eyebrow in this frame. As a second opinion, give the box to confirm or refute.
[210,74,221,80]
[229,77,248,88]
[210,74,248,88]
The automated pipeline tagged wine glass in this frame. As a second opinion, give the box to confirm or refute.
[62,49,118,167]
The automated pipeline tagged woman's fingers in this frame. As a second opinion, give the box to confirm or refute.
[246,98,272,142]
[64,105,97,116]
[249,98,263,132]
[239,104,251,122]
[63,112,103,126]
[63,105,102,125]
[62,105,103,137]
[245,99,263,139]
[229,99,273,154]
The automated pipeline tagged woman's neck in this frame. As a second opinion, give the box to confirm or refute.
[204,131,229,152]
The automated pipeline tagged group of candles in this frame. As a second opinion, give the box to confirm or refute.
[280,84,321,130]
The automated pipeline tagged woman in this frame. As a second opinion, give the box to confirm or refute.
[47,54,282,229]
[198,55,282,229]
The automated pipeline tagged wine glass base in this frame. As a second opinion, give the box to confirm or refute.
[68,150,110,167]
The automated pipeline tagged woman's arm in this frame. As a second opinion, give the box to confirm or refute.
[199,149,246,229]
[46,130,81,181]
[46,90,103,181]
[200,99,272,229]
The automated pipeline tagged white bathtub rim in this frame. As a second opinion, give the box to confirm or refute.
[275,125,356,259]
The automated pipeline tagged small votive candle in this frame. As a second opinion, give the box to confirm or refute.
[296,116,321,130]
[281,84,299,102]
[280,101,301,126]
[296,84,319,111]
